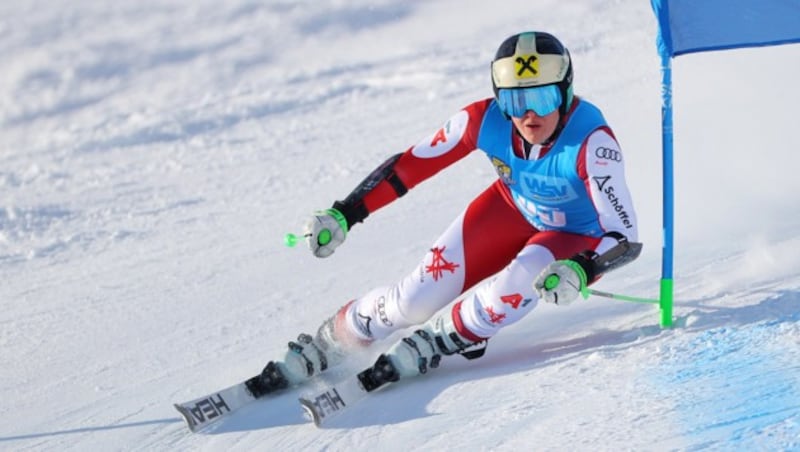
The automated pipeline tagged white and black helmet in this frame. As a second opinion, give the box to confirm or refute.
[491,31,574,117]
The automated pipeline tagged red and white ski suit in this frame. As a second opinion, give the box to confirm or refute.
[335,97,638,343]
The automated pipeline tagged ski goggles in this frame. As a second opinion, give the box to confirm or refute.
[496,84,562,118]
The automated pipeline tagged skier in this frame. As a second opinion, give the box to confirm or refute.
[253,31,640,394]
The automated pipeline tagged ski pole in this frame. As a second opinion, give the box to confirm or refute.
[587,288,659,304]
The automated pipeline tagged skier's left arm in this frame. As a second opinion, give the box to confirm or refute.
[535,128,642,305]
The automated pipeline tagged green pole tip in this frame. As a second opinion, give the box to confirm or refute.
[284,233,299,247]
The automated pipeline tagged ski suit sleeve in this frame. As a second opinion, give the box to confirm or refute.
[331,99,493,229]
[571,127,641,282]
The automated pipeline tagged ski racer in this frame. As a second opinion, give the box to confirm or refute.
[252,30,641,394]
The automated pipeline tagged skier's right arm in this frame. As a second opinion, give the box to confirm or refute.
[304,99,492,258]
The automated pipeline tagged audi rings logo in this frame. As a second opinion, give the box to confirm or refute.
[377,296,393,327]
[595,147,621,162]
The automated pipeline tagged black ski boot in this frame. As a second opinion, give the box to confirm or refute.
[245,361,289,398]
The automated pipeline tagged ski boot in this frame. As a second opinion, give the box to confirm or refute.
[245,360,289,398]
[384,306,487,379]
[251,301,371,396]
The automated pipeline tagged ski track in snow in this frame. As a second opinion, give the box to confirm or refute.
[1,0,799,451]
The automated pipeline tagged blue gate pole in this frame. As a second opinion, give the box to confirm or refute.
[659,51,675,327]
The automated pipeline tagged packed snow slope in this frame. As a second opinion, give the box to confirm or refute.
[1,0,799,450]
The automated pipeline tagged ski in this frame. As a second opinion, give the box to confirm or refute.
[174,362,288,432]
[299,354,399,427]
[174,376,260,432]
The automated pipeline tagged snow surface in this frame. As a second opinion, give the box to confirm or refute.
[2,0,799,450]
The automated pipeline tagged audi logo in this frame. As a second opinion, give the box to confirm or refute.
[595,147,621,162]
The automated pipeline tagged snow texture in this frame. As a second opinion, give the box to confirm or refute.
[1,0,799,450]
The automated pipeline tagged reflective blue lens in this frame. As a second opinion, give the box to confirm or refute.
[497,85,562,117]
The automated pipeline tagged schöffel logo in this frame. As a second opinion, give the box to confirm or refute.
[592,176,634,229]
[595,147,621,162]
[593,175,611,191]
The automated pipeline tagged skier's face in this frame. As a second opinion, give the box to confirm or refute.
[511,109,560,144]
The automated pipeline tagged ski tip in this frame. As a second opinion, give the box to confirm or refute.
[299,397,322,427]
[174,403,200,433]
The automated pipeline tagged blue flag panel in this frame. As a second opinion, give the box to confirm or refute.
[652,0,800,57]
